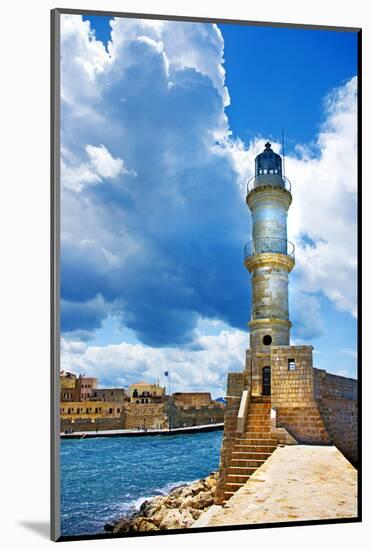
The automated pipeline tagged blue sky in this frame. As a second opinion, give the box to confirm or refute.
[60,15,358,395]
[82,16,357,148]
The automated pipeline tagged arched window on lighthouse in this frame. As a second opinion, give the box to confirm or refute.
[255,142,282,176]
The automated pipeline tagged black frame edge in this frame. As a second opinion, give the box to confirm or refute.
[51,7,61,543]
[54,7,361,32]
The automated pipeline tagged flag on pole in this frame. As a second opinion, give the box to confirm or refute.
[164,371,169,377]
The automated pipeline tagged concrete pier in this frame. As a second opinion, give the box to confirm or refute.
[196,445,357,527]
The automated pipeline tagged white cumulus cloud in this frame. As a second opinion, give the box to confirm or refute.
[61,327,247,398]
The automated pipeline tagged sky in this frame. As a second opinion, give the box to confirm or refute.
[60,14,358,397]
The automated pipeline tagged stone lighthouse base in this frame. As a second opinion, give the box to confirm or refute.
[215,344,357,505]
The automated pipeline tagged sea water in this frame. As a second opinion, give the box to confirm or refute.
[60,430,223,537]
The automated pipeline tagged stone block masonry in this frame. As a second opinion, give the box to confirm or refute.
[269,348,357,460]
[215,372,245,504]
[165,400,225,429]
[314,369,358,465]
[271,345,315,408]
[276,406,330,444]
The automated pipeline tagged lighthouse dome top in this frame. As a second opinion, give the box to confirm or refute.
[255,142,282,177]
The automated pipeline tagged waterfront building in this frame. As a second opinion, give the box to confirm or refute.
[92,388,128,402]
[60,372,98,402]
[129,382,166,403]
[60,400,123,420]
[216,142,357,504]
[59,371,225,432]
[75,375,98,401]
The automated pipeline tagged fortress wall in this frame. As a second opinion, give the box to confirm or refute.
[276,406,330,444]
[313,368,357,400]
[165,401,225,429]
[124,403,167,430]
[172,392,212,408]
[313,369,358,465]
[271,356,358,459]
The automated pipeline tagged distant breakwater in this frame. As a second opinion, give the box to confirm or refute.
[61,423,223,440]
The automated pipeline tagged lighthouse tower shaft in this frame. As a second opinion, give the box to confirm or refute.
[244,142,295,395]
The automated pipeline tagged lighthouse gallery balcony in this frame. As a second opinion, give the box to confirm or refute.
[246,174,292,194]
[244,237,295,261]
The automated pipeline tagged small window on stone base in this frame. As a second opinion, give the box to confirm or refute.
[288,358,296,371]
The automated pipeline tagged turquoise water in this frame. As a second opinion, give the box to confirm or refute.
[60,430,223,537]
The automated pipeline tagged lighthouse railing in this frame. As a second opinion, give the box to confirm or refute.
[246,175,292,195]
[244,238,295,260]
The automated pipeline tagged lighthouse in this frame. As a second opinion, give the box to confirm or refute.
[244,142,295,396]
[215,140,356,505]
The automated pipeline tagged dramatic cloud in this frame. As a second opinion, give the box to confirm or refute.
[287,77,357,319]
[60,14,249,346]
[60,14,357,355]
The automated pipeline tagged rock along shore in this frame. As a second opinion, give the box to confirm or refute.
[104,472,219,533]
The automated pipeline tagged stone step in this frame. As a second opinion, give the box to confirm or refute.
[245,422,271,429]
[228,464,262,472]
[230,459,266,468]
[231,451,271,460]
[236,439,277,446]
[237,437,277,444]
[245,421,271,427]
[244,425,272,433]
[241,431,276,438]
[226,474,252,484]
[234,444,277,453]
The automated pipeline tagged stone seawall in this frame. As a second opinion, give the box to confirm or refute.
[314,369,358,465]
[165,401,225,429]
[61,416,126,433]
[276,406,330,444]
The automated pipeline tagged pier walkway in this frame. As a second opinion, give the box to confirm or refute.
[193,445,358,528]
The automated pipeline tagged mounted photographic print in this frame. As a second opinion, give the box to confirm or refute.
[51,8,361,542]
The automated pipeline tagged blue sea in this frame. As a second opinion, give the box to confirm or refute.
[60,430,223,537]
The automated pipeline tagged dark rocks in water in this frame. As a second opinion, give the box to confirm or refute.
[105,471,219,534]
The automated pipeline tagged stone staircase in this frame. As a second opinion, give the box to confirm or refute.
[222,396,278,503]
